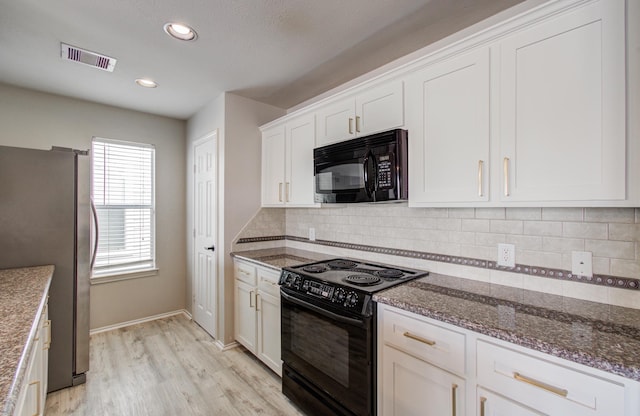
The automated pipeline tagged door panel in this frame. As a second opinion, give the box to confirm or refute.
[499,0,625,201]
[406,49,490,203]
[286,114,316,205]
[193,133,217,337]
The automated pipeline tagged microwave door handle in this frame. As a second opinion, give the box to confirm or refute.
[371,153,378,193]
[363,153,371,197]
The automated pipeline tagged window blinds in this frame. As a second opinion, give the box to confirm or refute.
[92,138,155,276]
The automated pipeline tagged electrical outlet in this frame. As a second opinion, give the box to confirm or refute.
[309,227,316,241]
[572,251,593,277]
[497,243,515,267]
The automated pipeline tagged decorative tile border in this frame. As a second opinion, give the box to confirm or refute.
[236,236,286,243]
[236,235,640,290]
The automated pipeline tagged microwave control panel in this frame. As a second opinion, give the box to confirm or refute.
[376,154,394,189]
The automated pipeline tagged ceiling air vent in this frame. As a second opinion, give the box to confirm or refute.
[60,43,117,72]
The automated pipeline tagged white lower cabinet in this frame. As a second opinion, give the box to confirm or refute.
[233,258,282,376]
[382,345,465,416]
[14,298,49,416]
[477,340,624,416]
[477,388,543,416]
[378,304,640,416]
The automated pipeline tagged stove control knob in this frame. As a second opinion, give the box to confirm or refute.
[333,288,346,303]
[302,280,310,290]
[345,292,359,307]
[279,272,290,286]
[293,276,302,289]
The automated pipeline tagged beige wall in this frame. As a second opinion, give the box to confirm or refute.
[186,92,284,345]
[0,82,187,329]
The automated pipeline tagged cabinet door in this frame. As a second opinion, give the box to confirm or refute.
[355,80,404,137]
[381,345,465,416]
[234,280,257,353]
[315,98,356,146]
[261,126,286,206]
[477,388,543,416]
[498,0,625,202]
[257,290,282,376]
[406,49,490,204]
[285,114,317,206]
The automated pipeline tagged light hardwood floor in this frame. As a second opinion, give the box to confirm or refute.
[45,315,305,415]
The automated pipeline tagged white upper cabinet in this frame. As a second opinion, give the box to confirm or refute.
[497,0,626,203]
[406,48,491,204]
[355,80,405,138]
[261,126,286,207]
[316,80,404,147]
[286,114,317,206]
[261,0,633,207]
[261,114,318,207]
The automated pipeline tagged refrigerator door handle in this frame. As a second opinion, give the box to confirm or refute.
[90,198,99,270]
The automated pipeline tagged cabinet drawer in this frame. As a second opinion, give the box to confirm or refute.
[234,261,256,285]
[477,340,624,415]
[382,309,466,376]
[257,268,280,297]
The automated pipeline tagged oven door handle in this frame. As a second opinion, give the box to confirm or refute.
[281,289,368,328]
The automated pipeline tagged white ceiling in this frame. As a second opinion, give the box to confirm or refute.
[0,0,523,120]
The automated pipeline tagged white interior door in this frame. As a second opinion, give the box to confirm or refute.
[193,131,217,338]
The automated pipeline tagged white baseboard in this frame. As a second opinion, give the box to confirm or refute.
[90,309,191,335]
[215,340,240,351]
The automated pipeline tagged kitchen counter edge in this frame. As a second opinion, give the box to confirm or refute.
[1,265,54,416]
[374,274,640,382]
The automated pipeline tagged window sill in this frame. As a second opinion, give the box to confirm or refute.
[90,268,159,285]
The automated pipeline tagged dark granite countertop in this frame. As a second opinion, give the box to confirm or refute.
[231,247,330,270]
[374,273,640,382]
[1,265,54,416]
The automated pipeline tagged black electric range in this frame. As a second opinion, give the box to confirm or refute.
[279,258,428,416]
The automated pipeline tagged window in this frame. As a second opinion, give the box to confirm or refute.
[91,138,155,277]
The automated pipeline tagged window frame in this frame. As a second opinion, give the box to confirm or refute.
[90,137,157,281]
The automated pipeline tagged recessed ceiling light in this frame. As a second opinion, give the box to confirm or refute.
[163,23,197,41]
[135,78,158,88]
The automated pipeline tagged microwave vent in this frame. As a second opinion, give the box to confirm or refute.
[60,43,117,72]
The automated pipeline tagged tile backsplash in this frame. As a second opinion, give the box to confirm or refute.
[284,206,640,279]
[234,205,640,307]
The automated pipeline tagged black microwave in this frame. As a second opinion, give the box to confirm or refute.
[313,129,408,203]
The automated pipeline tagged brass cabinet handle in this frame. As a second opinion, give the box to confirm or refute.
[480,397,487,416]
[249,290,255,308]
[349,118,354,134]
[278,182,283,202]
[29,380,41,416]
[285,182,290,202]
[478,160,484,197]
[44,319,52,350]
[503,157,510,196]
[451,383,458,416]
[256,293,261,312]
[513,372,568,397]
[356,116,361,133]
[403,331,436,346]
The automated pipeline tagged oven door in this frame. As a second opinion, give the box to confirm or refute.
[280,288,373,416]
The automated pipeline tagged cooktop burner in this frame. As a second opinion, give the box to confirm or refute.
[303,265,328,273]
[327,260,358,269]
[345,274,381,286]
[376,269,404,278]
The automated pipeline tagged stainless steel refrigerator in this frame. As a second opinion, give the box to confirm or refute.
[0,145,91,392]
